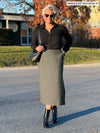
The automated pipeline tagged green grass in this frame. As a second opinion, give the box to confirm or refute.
[0,46,36,67]
[0,46,100,67]
[64,48,100,65]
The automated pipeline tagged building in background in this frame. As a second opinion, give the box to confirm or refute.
[0,4,100,47]
[88,3,100,39]
[0,10,33,46]
[71,3,100,48]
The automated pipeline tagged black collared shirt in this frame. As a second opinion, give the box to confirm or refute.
[31,23,73,53]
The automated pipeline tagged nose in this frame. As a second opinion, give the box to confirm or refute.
[47,16,52,19]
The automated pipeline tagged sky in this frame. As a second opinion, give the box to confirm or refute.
[0,0,34,14]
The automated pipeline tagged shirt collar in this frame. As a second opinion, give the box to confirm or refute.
[40,22,58,29]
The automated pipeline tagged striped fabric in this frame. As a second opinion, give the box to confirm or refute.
[37,49,65,106]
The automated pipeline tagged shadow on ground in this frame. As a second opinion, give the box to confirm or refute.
[50,106,100,128]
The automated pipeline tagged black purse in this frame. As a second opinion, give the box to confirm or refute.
[29,27,42,62]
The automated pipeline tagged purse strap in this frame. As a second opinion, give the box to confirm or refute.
[37,26,47,52]
[38,27,41,45]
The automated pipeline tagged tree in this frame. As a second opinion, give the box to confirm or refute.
[0,0,91,27]
[31,0,91,27]
[31,0,69,26]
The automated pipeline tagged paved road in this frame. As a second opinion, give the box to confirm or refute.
[0,64,100,133]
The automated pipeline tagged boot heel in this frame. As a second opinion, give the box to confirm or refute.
[43,109,50,128]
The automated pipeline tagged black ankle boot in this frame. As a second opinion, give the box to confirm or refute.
[52,106,58,123]
[43,109,50,128]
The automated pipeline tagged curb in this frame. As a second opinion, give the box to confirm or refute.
[0,63,100,70]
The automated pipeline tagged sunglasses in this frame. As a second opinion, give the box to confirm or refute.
[45,14,54,18]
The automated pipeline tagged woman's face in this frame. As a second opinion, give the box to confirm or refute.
[43,9,54,24]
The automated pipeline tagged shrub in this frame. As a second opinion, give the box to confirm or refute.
[0,29,14,46]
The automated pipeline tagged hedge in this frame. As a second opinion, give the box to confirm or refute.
[0,29,14,46]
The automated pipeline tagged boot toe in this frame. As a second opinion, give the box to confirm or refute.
[43,122,50,128]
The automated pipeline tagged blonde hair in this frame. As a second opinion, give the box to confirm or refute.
[42,4,58,17]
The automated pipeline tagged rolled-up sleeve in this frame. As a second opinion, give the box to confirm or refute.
[62,26,73,52]
[31,27,38,52]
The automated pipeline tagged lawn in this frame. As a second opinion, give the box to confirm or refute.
[0,46,100,67]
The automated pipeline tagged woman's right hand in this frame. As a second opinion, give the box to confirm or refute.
[35,45,44,52]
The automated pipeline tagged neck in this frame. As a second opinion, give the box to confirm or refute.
[45,22,54,28]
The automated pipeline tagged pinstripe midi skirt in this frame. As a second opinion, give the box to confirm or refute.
[37,49,65,106]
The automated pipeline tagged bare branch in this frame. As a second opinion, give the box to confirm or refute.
[2,0,35,14]
[24,1,35,10]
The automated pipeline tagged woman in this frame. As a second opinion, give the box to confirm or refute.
[31,4,72,128]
